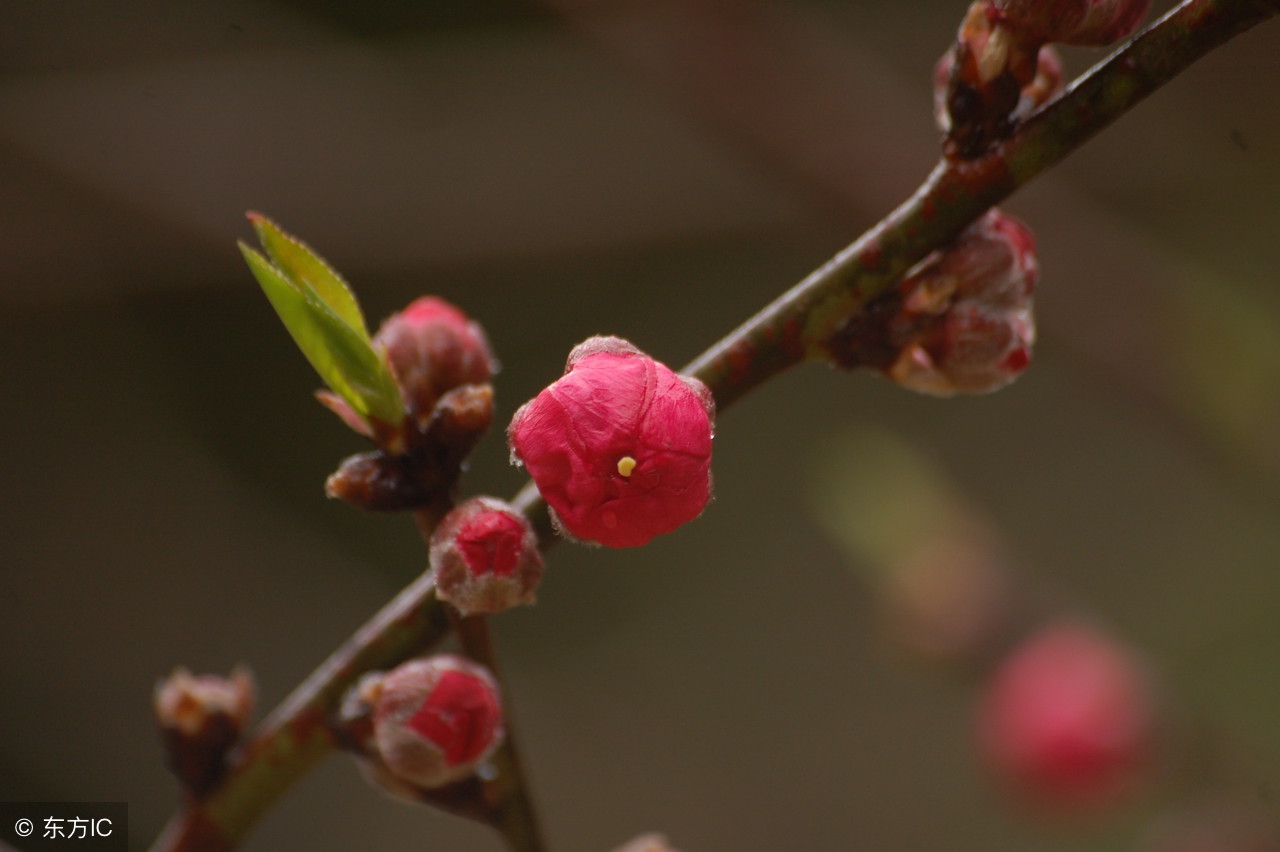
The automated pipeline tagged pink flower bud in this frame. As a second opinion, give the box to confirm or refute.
[154,666,255,796]
[370,655,504,790]
[373,297,496,430]
[431,497,543,615]
[886,209,1037,395]
[977,622,1155,811]
[508,336,715,549]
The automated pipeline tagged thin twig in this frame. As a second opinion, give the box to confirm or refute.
[451,613,548,852]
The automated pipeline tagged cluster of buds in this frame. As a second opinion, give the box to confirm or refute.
[830,209,1037,396]
[508,336,715,548]
[431,496,544,615]
[241,216,500,513]
[938,0,1149,156]
[154,666,255,797]
[337,655,505,797]
[326,297,499,512]
[976,621,1156,812]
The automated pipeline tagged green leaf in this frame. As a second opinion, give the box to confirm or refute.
[239,242,405,429]
[247,212,368,336]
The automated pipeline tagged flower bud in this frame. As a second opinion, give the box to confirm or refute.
[508,336,715,549]
[154,665,255,797]
[831,210,1036,394]
[977,621,1155,811]
[431,497,543,615]
[365,655,505,790]
[1017,45,1065,117]
[373,297,496,431]
[889,210,1036,395]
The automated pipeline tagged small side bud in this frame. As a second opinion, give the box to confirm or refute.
[325,386,494,513]
[612,834,684,852]
[373,297,496,431]
[421,384,495,461]
[1017,46,1064,117]
[432,497,543,615]
[325,450,437,511]
[364,655,505,790]
[830,210,1037,396]
[939,1,1038,156]
[155,666,255,797]
[508,336,715,549]
[977,621,1156,812]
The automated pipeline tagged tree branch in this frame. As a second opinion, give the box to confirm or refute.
[150,0,1278,847]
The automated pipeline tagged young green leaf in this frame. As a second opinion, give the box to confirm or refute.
[246,212,368,336]
[240,242,405,430]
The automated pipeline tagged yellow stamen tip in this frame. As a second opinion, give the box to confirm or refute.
[617,456,637,477]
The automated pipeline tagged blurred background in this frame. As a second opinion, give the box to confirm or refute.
[2,1,1279,850]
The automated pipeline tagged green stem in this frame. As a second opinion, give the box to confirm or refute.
[150,0,1278,847]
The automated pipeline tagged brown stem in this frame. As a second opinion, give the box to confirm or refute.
[450,612,548,852]
[687,0,1280,400]
[151,0,1279,847]
[151,568,452,851]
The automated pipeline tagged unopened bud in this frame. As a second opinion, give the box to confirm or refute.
[890,210,1036,395]
[830,210,1037,395]
[325,385,495,512]
[1017,45,1065,116]
[431,497,543,615]
[936,41,1063,139]
[326,450,436,511]
[373,297,496,431]
[154,666,255,797]
[977,621,1155,812]
[364,655,505,790]
[508,336,715,548]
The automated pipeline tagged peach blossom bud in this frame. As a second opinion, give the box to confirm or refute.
[934,43,1062,137]
[369,655,504,790]
[373,297,496,430]
[508,336,715,549]
[1018,46,1065,116]
[154,666,255,796]
[977,621,1155,811]
[431,497,543,615]
[886,209,1037,395]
